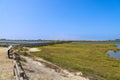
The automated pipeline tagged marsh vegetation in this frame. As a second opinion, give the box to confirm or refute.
[30,43,120,80]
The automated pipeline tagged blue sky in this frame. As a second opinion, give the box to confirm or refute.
[0,0,120,40]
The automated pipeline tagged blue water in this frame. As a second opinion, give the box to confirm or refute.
[0,40,50,45]
[108,51,120,59]
[108,43,120,59]
[117,43,120,48]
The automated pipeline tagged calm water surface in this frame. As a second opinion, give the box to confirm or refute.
[108,51,120,59]
[117,43,120,48]
[108,43,120,59]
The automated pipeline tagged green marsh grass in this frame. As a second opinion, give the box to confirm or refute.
[30,44,120,80]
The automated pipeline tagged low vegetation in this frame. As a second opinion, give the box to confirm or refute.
[30,43,120,80]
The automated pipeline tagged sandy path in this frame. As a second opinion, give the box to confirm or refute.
[0,47,89,80]
[22,56,89,80]
[0,47,13,80]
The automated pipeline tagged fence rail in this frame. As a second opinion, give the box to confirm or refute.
[13,60,28,80]
[7,45,29,80]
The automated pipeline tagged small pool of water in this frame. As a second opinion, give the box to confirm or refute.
[107,43,120,59]
[117,43,120,48]
[108,51,120,59]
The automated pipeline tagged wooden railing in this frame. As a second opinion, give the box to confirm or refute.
[7,46,29,80]
[13,56,29,80]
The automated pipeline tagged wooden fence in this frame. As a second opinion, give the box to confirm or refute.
[8,46,29,80]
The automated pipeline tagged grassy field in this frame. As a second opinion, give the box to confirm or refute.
[30,43,120,80]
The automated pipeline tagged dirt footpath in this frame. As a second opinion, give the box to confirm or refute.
[0,47,89,80]
[23,56,89,80]
[0,47,13,80]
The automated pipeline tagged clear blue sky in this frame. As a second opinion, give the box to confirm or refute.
[0,0,120,40]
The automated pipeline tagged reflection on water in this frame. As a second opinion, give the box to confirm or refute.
[108,51,120,59]
[117,43,120,48]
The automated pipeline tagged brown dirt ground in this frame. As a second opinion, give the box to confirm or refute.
[0,47,13,80]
